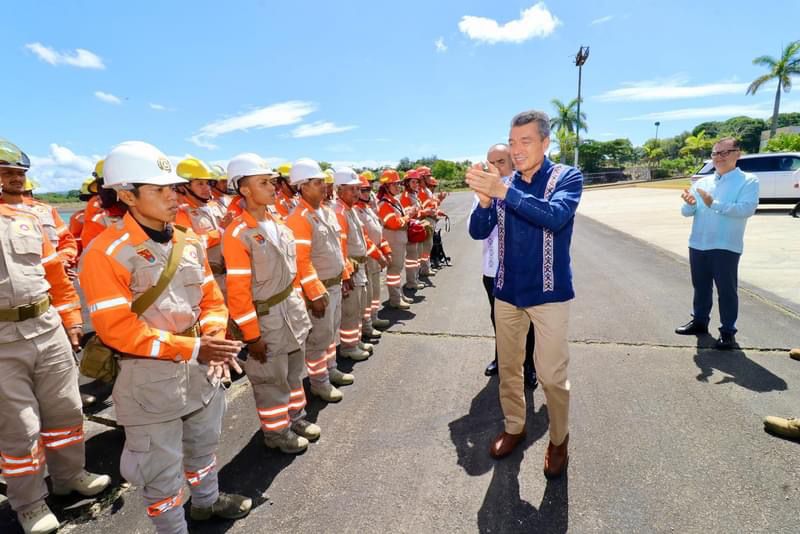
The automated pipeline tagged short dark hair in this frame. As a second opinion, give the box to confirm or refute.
[714,137,740,149]
[510,110,551,139]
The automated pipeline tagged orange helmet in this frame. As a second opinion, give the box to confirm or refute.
[428,177,439,186]
[416,166,432,177]
[404,168,421,181]
[379,169,401,184]
[358,175,371,188]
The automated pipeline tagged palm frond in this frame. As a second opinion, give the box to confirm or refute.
[746,74,773,95]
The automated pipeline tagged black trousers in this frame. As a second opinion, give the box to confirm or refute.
[482,275,535,374]
[689,248,740,335]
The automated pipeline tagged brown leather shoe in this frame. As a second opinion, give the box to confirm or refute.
[543,434,569,479]
[489,430,526,459]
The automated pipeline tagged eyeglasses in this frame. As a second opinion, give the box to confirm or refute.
[711,149,739,158]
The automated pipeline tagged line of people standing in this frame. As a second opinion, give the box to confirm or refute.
[0,136,448,534]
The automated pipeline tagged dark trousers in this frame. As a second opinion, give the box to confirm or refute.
[482,275,535,374]
[689,248,741,335]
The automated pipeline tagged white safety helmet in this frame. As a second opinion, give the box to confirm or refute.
[227,153,278,191]
[333,166,360,187]
[103,141,186,190]
[289,158,326,186]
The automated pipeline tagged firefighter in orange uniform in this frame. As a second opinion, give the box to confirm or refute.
[377,169,412,309]
[415,166,444,277]
[174,157,227,292]
[0,139,110,534]
[334,167,384,360]
[354,173,391,336]
[79,141,251,534]
[223,153,319,453]
[399,169,427,291]
[273,163,299,218]
[285,159,354,403]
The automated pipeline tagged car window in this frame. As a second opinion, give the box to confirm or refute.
[738,157,781,172]
[695,161,715,175]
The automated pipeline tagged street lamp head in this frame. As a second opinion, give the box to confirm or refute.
[575,45,590,66]
[655,121,660,127]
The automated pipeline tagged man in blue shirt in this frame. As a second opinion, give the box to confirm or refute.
[675,137,759,350]
[467,110,583,479]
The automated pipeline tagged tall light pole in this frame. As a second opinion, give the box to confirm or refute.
[654,121,661,142]
[574,45,590,169]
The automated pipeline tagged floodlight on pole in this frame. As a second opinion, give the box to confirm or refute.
[574,46,590,169]
[654,121,661,142]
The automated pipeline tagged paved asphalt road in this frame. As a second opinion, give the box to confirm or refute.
[3,191,799,533]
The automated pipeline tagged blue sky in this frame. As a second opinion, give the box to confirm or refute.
[3,0,799,191]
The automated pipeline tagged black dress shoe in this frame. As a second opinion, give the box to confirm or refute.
[525,371,538,390]
[675,320,709,335]
[484,359,498,376]
[715,333,738,350]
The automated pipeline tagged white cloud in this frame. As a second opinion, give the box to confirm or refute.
[591,15,614,25]
[28,144,100,193]
[291,121,357,138]
[458,3,561,44]
[95,91,121,104]
[149,103,172,111]
[596,77,750,102]
[329,159,398,170]
[190,100,316,149]
[435,37,448,53]
[622,103,771,121]
[25,42,105,69]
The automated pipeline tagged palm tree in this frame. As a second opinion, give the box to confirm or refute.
[550,98,587,135]
[680,130,714,160]
[746,41,800,138]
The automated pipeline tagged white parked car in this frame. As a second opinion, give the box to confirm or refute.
[690,152,800,204]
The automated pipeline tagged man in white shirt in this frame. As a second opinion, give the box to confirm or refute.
[478,144,536,388]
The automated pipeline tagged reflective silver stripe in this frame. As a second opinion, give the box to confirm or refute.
[42,253,58,264]
[294,239,312,246]
[105,232,130,255]
[89,297,130,314]
[199,315,226,326]
[227,269,251,276]
[234,311,257,325]
[54,302,79,312]
[150,330,168,358]
[300,274,318,284]
[231,222,247,238]
[202,275,214,285]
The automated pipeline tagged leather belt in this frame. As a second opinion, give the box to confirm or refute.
[177,323,202,338]
[321,273,343,288]
[0,296,51,322]
[254,284,295,317]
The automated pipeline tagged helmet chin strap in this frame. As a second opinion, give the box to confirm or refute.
[183,185,210,204]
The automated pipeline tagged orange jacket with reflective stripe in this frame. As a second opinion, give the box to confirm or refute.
[335,199,382,263]
[285,198,348,302]
[222,208,310,345]
[69,209,85,256]
[354,200,391,257]
[79,213,228,361]
[175,195,224,272]
[0,197,78,265]
[0,205,81,338]
[377,194,408,231]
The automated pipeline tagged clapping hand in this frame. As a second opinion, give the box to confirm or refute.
[681,188,696,206]
[696,188,713,207]
[465,162,503,207]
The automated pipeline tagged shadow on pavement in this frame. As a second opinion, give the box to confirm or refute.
[189,430,298,533]
[448,378,568,532]
[694,338,787,392]
[1,427,127,534]
[376,302,416,330]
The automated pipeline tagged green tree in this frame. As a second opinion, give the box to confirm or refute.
[763,132,800,152]
[746,40,800,138]
[550,98,587,135]
[692,121,722,139]
[397,158,413,172]
[721,116,767,153]
[777,112,800,128]
[680,130,714,159]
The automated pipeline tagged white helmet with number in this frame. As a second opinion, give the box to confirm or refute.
[333,166,360,186]
[289,158,326,186]
[227,153,278,190]
[103,141,186,190]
